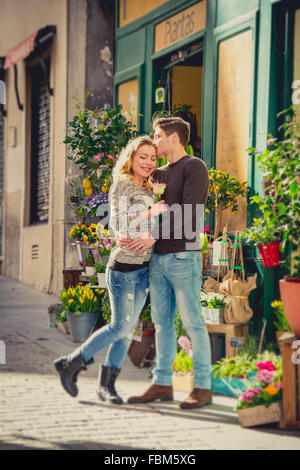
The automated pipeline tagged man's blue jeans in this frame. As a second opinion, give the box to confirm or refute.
[79,266,149,369]
[150,252,212,389]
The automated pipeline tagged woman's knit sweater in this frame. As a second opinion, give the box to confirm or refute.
[108,175,156,266]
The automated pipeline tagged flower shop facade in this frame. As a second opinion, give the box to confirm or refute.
[115,0,300,341]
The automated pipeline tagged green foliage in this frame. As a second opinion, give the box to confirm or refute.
[212,348,282,380]
[175,308,189,352]
[94,260,106,274]
[173,349,193,375]
[271,300,291,332]
[206,168,247,215]
[242,217,281,245]
[101,290,111,324]
[64,103,137,175]
[247,106,300,276]
[84,253,95,267]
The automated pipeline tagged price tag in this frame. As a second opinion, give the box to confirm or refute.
[155,86,165,104]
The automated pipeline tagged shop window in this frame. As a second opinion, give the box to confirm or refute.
[154,42,204,157]
[215,30,252,233]
[119,0,168,28]
[29,58,50,225]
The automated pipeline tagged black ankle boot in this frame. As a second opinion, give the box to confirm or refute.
[54,351,94,397]
[97,365,123,404]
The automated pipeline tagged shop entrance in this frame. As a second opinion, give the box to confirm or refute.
[153,42,204,157]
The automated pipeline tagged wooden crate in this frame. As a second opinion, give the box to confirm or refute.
[278,332,300,430]
[63,267,84,288]
[207,323,248,358]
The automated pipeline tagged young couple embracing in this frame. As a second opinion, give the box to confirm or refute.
[55,116,212,410]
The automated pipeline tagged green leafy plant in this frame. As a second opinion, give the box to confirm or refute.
[242,217,281,245]
[175,308,189,352]
[89,275,97,286]
[94,260,106,274]
[173,349,193,376]
[247,107,300,277]
[212,349,282,380]
[64,103,137,180]
[84,253,95,267]
[206,168,247,239]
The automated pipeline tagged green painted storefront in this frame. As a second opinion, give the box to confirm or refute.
[114,0,300,345]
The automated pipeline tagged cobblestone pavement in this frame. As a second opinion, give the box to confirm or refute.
[1,276,300,451]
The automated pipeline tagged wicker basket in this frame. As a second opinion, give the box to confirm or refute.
[203,236,233,280]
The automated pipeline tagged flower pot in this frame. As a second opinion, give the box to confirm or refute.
[280,278,300,337]
[97,272,107,288]
[85,266,96,276]
[48,312,56,328]
[237,402,281,428]
[66,311,99,343]
[208,308,224,324]
[201,306,211,323]
[172,374,194,393]
[257,241,280,268]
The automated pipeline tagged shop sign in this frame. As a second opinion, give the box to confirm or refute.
[155,1,206,53]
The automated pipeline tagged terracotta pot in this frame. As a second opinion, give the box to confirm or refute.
[280,278,300,337]
[258,241,280,267]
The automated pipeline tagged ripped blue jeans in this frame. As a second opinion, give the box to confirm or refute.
[79,266,149,369]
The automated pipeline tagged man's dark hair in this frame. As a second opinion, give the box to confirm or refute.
[153,117,191,147]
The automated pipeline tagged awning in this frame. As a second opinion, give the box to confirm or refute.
[4,31,38,69]
[3,26,56,110]
[4,26,56,70]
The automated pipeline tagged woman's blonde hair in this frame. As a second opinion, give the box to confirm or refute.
[112,135,157,192]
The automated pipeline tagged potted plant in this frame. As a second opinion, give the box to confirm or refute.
[271,299,292,343]
[248,107,300,335]
[242,218,281,268]
[47,303,61,328]
[84,253,96,276]
[60,285,102,342]
[55,307,70,335]
[236,361,282,428]
[275,109,300,337]
[205,169,247,240]
[172,336,194,392]
[212,339,282,398]
[95,260,107,287]
[206,292,230,324]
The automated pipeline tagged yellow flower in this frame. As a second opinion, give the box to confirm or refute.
[83,178,92,189]
[99,289,105,294]
[62,292,67,298]
[68,299,74,304]
[83,234,89,244]
[93,297,97,302]
[79,296,84,304]
[85,188,93,197]
[264,385,279,396]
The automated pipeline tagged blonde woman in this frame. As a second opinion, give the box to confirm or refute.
[54,136,166,404]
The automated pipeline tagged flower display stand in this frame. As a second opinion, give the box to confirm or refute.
[237,402,281,428]
[206,323,248,358]
[278,332,300,430]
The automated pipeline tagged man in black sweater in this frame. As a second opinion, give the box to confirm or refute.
[126,117,212,409]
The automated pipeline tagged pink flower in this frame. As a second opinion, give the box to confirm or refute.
[256,361,276,372]
[94,153,102,161]
[178,336,191,354]
[256,370,274,385]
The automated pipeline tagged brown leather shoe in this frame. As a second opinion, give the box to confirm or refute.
[179,388,212,409]
[127,384,173,404]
